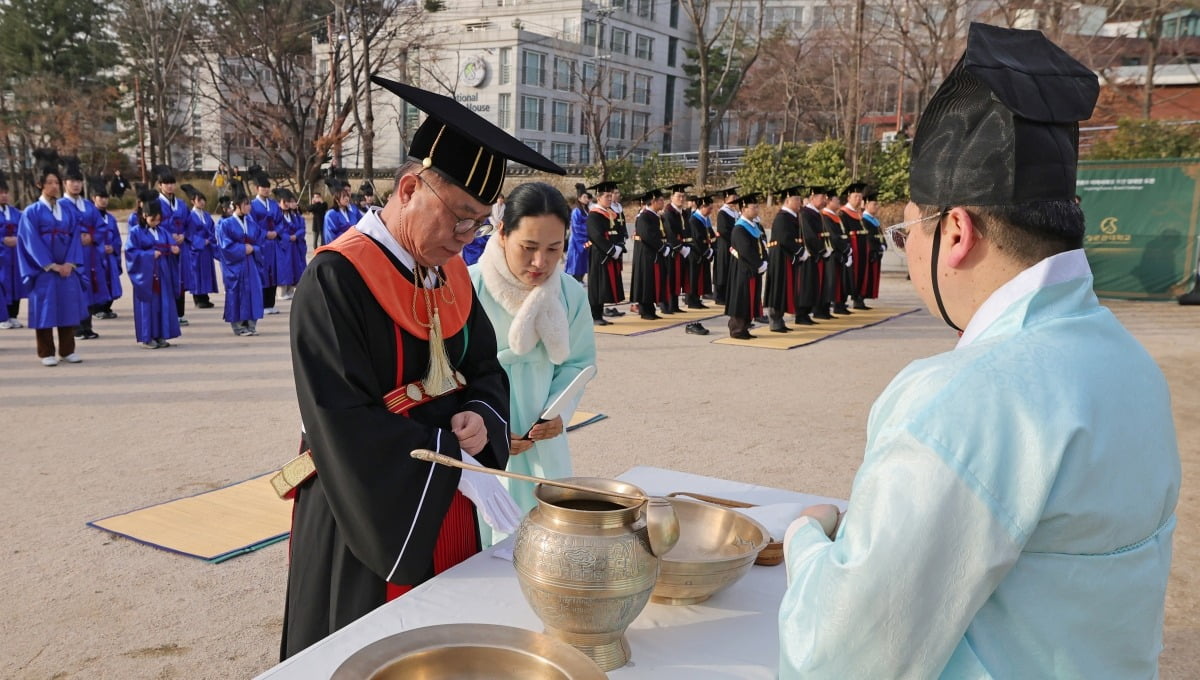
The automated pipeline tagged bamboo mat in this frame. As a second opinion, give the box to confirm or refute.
[592,306,721,336]
[88,474,290,563]
[713,307,919,349]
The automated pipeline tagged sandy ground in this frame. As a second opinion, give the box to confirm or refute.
[1,270,1196,679]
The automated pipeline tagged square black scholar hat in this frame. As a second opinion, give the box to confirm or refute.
[371,76,566,204]
[909,22,1099,208]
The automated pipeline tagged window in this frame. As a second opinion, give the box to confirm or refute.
[521,50,546,87]
[583,20,604,48]
[552,100,574,133]
[554,57,575,91]
[499,47,511,84]
[608,109,626,139]
[610,70,628,100]
[635,35,653,60]
[551,142,572,165]
[633,74,652,104]
[670,0,680,28]
[520,95,545,131]
[581,61,598,89]
[498,93,511,128]
[579,143,591,164]
[561,17,579,41]
[667,36,678,67]
[630,147,649,163]
[631,111,650,140]
[610,28,630,55]
[523,139,543,154]
[636,0,654,19]
[605,145,623,160]
[611,0,628,10]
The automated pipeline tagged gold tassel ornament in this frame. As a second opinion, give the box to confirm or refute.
[423,306,457,396]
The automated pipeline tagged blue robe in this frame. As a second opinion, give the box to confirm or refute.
[97,211,123,302]
[469,251,597,547]
[0,203,27,308]
[778,250,1180,679]
[251,196,284,287]
[218,213,265,324]
[323,207,353,245]
[460,234,489,265]
[61,196,110,307]
[187,208,220,295]
[281,210,308,285]
[564,206,589,277]
[125,219,181,343]
[17,199,88,328]
[161,194,190,294]
[274,209,301,286]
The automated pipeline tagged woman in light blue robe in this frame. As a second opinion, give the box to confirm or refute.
[469,182,597,547]
[125,191,181,348]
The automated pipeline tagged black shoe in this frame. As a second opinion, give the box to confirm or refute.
[102,311,118,319]
[640,313,662,320]
[685,322,709,336]
[197,301,215,309]
[853,302,871,310]
[714,298,726,306]
[833,306,852,315]
[770,324,791,333]
[603,307,625,317]
[84,330,100,340]
[730,331,755,340]
[686,303,709,310]
[593,318,612,326]
[813,312,833,320]
[794,316,816,326]
[754,316,769,324]
[75,329,86,338]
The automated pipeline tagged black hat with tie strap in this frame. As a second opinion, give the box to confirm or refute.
[371,77,566,204]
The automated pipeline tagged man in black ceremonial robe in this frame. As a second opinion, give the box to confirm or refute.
[280,78,566,659]
[725,193,766,339]
[765,186,807,332]
[712,186,740,305]
[799,186,833,320]
[822,193,853,315]
[585,180,624,326]
[661,183,691,314]
[685,194,715,309]
[838,181,871,310]
[631,188,670,320]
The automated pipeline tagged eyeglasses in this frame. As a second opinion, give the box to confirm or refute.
[884,212,942,252]
[417,172,488,236]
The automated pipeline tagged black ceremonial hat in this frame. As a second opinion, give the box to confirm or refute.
[180,183,201,200]
[0,171,7,192]
[635,188,664,202]
[777,185,806,200]
[909,22,1099,207]
[841,181,867,197]
[62,157,84,182]
[694,194,715,206]
[360,181,375,196]
[153,165,176,184]
[248,164,270,188]
[371,76,565,204]
[865,188,880,201]
[88,176,108,198]
[587,180,619,193]
[665,183,692,193]
[718,186,740,198]
[806,184,830,196]
[737,192,761,206]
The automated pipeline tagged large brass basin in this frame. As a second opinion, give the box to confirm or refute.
[331,623,606,679]
[651,497,770,605]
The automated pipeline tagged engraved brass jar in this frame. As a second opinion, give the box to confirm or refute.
[512,477,678,672]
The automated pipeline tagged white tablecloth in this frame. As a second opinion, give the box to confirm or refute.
[255,465,845,679]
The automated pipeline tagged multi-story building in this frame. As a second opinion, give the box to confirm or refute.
[335,0,699,173]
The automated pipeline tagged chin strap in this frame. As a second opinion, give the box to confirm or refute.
[930,208,963,333]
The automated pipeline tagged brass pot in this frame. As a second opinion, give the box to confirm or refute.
[513,477,678,672]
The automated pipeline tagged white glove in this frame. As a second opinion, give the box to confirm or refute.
[680,246,691,258]
[799,249,811,262]
[822,248,833,258]
[757,261,768,274]
[845,253,854,267]
[659,245,671,257]
[704,248,713,260]
[457,450,522,534]
[612,245,624,258]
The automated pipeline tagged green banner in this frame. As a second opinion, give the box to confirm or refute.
[1077,159,1200,300]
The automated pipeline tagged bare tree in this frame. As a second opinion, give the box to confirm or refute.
[678,0,767,187]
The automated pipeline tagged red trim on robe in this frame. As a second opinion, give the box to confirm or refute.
[386,491,479,601]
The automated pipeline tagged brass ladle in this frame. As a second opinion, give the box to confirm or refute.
[410,449,680,556]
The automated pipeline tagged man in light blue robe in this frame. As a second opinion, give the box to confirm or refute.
[778,24,1181,679]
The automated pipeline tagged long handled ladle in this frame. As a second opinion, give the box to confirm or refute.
[410,449,680,556]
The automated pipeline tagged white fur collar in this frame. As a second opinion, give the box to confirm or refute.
[479,235,570,364]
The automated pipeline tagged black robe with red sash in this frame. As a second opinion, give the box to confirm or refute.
[798,205,828,314]
[631,207,670,311]
[585,206,624,305]
[840,205,868,304]
[764,208,803,315]
[281,229,510,659]
[724,219,766,322]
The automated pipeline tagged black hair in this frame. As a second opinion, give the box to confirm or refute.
[917,200,1085,265]
[499,182,570,236]
[36,165,62,187]
[136,189,163,228]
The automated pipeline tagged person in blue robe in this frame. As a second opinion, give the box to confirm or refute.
[563,184,590,282]
[249,167,284,314]
[280,190,307,297]
[0,171,27,329]
[90,179,122,320]
[125,190,181,349]
[777,24,1180,679]
[181,184,219,309]
[218,187,265,335]
[468,182,596,547]
[149,167,191,326]
[272,187,302,298]
[460,229,491,265]
[322,179,354,244]
[18,163,88,366]
[59,161,108,340]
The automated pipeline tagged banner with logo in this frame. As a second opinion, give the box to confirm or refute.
[1077,159,1200,300]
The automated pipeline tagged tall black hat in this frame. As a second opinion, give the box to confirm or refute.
[153,165,177,185]
[575,182,588,197]
[0,171,9,192]
[587,180,619,193]
[273,187,296,201]
[89,176,109,198]
[806,185,830,197]
[248,164,270,188]
[777,185,806,200]
[718,186,740,199]
[841,181,867,198]
[138,189,163,216]
[692,194,715,206]
[909,22,1099,207]
[736,192,761,206]
[635,188,664,202]
[865,188,880,202]
[371,76,565,204]
[665,183,692,194]
[180,183,202,200]
[359,181,375,196]
[63,157,84,182]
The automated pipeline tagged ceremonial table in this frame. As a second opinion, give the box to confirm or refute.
[256,466,845,679]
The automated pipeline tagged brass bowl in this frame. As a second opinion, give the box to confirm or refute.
[651,497,770,605]
[332,623,606,679]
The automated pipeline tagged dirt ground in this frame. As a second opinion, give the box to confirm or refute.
[0,270,1195,679]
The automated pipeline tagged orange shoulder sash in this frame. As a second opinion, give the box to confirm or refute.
[317,229,472,339]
